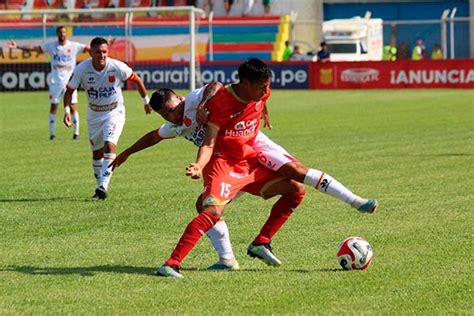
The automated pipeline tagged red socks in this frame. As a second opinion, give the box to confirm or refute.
[166,211,219,267]
[253,192,305,245]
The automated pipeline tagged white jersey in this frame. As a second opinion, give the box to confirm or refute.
[158,85,207,146]
[157,85,296,172]
[41,40,85,85]
[67,57,133,122]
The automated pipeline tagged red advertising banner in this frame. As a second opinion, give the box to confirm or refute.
[310,59,474,89]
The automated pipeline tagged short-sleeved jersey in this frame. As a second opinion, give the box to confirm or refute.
[41,40,86,85]
[67,57,133,122]
[206,84,270,161]
[158,85,207,146]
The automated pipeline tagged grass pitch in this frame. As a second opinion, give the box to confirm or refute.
[0,89,472,314]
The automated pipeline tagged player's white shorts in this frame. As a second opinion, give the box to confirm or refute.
[253,131,297,171]
[87,113,125,151]
[49,84,78,105]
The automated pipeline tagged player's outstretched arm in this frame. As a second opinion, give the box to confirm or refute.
[111,130,164,171]
[7,40,42,53]
[197,81,223,127]
[127,72,152,114]
[63,87,75,127]
[186,124,218,179]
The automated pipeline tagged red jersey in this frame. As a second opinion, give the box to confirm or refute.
[206,84,270,161]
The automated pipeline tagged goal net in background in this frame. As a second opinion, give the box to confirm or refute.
[0,6,206,92]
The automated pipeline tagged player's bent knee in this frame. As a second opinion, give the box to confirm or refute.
[278,162,308,183]
[202,205,224,219]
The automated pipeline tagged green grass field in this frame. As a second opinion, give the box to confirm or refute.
[1,89,473,314]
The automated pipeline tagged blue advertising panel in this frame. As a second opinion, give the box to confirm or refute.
[132,62,310,90]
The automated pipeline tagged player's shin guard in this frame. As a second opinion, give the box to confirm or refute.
[207,219,235,261]
[92,159,103,186]
[166,211,219,267]
[304,168,366,208]
[72,112,80,136]
[253,191,304,245]
[48,113,56,137]
[98,153,116,191]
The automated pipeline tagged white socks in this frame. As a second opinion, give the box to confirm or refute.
[48,113,56,136]
[207,219,235,261]
[92,159,103,186]
[303,168,366,209]
[48,112,79,137]
[98,153,116,191]
[72,112,80,136]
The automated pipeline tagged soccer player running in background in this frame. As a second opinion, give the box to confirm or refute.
[63,36,151,200]
[8,26,112,140]
[156,59,310,278]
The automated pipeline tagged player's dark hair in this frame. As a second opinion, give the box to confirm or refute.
[56,25,66,34]
[90,37,108,48]
[238,58,272,83]
[149,88,177,112]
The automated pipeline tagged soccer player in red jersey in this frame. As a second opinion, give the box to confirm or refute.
[156,59,306,278]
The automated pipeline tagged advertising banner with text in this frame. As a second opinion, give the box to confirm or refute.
[133,62,310,90]
[311,60,474,89]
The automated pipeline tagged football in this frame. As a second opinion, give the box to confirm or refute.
[337,236,373,270]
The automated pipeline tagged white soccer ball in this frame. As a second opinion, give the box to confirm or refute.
[337,236,373,270]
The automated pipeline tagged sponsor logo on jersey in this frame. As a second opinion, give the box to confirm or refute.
[226,119,258,137]
[52,53,73,63]
[230,111,242,119]
[87,86,117,99]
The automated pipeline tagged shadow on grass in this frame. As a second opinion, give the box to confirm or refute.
[0,197,107,203]
[4,265,155,276]
[5,265,342,276]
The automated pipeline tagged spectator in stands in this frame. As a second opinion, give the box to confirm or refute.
[397,41,410,60]
[104,0,116,18]
[198,0,213,15]
[431,44,443,60]
[282,41,293,61]
[263,0,272,15]
[242,0,254,16]
[289,45,316,61]
[317,41,330,63]
[383,40,397,61]
[223,0,233,15]
[412,39,425,61]
[79,0,93,21]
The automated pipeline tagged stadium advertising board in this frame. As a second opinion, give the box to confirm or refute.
[312,60,474,89]
[133,62,310,90]
[0,63,51,91]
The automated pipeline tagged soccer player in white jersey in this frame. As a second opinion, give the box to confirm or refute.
[110,82,378,270]
[63,36,151,200]
[8,26,93,140]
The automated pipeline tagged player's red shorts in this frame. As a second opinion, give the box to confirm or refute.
[202,156,285,207]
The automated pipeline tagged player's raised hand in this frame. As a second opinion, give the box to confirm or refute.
[196,102,209,127]
[186,163,202,179]
[110,153,128,171]
[144,103,152,114]
[7,40,17,49]
[63,113,72,127]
